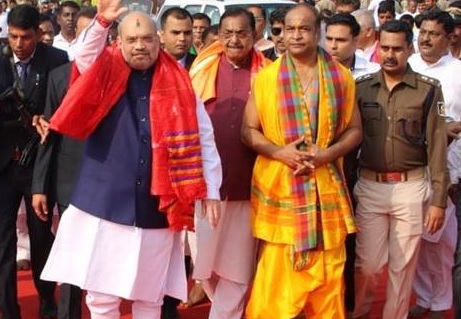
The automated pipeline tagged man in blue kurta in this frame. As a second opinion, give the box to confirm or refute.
[39,1,223,318]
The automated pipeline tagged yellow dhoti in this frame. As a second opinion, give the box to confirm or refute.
[246,50,356,319]
[246,244,346,319]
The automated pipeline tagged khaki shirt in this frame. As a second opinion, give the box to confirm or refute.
[356,66,448,207]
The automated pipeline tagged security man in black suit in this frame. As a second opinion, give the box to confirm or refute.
[31,8,97,319]
[0,5,68,319]
[32,63,83,319]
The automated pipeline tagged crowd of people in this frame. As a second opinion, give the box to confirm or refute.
[0,0,461,318]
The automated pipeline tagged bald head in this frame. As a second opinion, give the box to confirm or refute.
[118,11,156,36]
[117,11,160,70]
[285,3,321,29]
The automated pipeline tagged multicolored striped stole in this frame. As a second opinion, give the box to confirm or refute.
[278,49,350,269]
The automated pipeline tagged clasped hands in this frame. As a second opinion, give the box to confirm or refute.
[274,136,328,176]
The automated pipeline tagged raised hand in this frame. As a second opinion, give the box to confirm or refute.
[97,0,128,23]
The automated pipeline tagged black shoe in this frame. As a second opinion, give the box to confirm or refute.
[39,299,57,319]
[161,304,179,319]
[16,259,31,271]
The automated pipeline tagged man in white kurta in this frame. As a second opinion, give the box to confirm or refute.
[188,8,270,319]
[408,10,461,318]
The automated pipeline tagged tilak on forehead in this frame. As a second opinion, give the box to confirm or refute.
[136,18,140,27]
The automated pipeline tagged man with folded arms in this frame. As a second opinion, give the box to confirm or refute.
[242,4,362,318]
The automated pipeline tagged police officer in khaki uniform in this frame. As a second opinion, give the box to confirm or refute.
[352,20,448,319]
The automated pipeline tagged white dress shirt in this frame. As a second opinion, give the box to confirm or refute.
[53,32,76,60]
[352,54,380,79]
[409,52,461,121]
[448,138,461,185]
[356,41,378,62]
[0,11,8,39]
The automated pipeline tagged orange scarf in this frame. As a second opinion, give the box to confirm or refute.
[189,41,270,103]
[50,47,207,231]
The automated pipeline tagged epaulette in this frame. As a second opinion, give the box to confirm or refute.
[355,73,373,83]
[417,74,441,88]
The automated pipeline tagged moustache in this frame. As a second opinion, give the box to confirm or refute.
[133,51,149,56]
[383,59,397,64]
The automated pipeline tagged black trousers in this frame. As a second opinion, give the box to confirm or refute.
[343,149,359,313]
[0,162,55,319]
[56,204,82,319]
[344,233,356,312]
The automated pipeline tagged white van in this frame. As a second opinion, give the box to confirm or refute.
[158,0,296,26]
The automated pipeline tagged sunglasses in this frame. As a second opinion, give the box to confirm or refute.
[271,27,282,36]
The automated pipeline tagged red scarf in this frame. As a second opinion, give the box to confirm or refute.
[50,47,207,231]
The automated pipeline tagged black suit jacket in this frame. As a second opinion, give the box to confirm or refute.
[32,63,84,206]
[184,52,196,71]
[0,43,68,173]
[262,47,278,62]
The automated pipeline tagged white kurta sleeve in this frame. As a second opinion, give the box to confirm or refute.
[195,95,222,200]
[74,18,110,73]
[448,138,461,185]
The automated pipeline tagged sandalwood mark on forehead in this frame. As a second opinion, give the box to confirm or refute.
[136,18,141,27]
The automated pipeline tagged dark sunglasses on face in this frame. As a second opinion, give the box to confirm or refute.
[271,27,282,36]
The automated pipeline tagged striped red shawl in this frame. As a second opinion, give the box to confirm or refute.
[50,47,207,231]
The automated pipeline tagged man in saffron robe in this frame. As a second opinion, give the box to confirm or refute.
[241,4,362,319]
[189,7,270,319]
[38,0,222,318]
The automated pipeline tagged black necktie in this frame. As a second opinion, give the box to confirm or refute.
[17,62,29,88]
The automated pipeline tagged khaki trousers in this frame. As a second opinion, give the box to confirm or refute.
[353,176,430,319]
